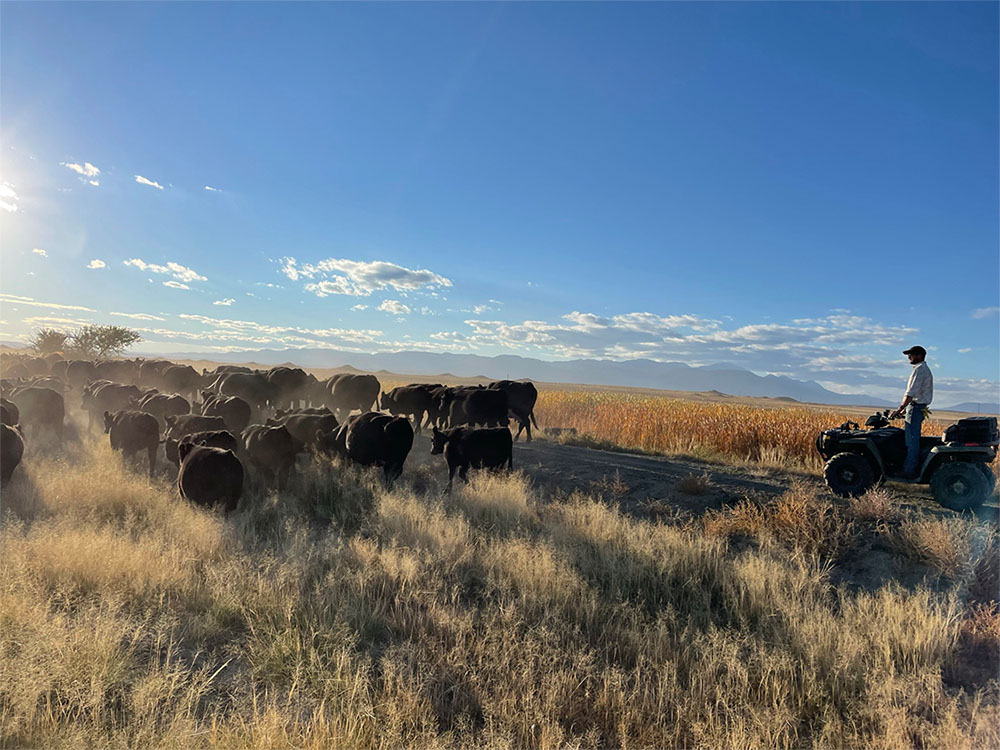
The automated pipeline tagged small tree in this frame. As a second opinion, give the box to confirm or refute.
[67,325,142,359]
[28,328,69,354]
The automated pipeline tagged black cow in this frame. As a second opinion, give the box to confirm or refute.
[137,359,173,388]
[164,414,228,441]
[200,392,252,433]
[82,383,142,432]
[94,359,138,384]
[208,372,273,414]
[10,386,64,440]
[177,444,243,512]
[104,410,159,477]
[1,397,19,426]
[343,411,414,483]
[133,392,191,430]
[243,424,302,490]
[448,388,508,429]
[430,426,513,490]
[489,380,539,441]
[266,366,312,410]
[379,384,440,434]
[165,429,240,468]
[1,423,24,486]
[65,360,97,390]
[159,364,203,399]
[267,411,338,450]
[327,374,381,419]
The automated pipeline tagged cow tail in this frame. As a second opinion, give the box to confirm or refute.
[529,409,539,429]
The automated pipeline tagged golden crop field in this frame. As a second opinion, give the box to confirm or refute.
[537,391,951,469]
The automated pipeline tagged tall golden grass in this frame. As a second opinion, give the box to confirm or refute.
[1,434,996,748]
[538,391,951,469]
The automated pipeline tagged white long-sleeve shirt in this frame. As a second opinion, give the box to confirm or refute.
[904,361,933,405]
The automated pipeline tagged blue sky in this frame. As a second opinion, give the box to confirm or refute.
[1,2,997,403]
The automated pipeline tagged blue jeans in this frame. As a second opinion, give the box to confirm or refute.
[904,403,926,476]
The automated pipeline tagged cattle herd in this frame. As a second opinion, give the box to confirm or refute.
[0,353,539,512]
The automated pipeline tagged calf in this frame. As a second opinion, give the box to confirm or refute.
[104,410,159,477]
[430,426,513,490]
[177,444,243,512]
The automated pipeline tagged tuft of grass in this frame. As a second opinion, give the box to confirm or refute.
[848,485,900,522]
[704,482,855,559]
[891,517,973,578]
[676,472,712,495]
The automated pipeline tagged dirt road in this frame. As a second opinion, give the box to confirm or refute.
[411,434,998,524]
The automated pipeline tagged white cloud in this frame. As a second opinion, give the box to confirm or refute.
[213,298,235,306]
[204,185,220,192]
[89,180,100,186]
[31,248,47,257]
[0,182,19,212]
[972,307,1000,319]
[87,259,106,269]
[0,293,95,312]
[163,281,190,290]
[282,256,452,297]
[109,311,166,321]
[351,304,368,311]
[958,348,973,354]
[124,258,206,282]
[135,174,164,190]
[61,161,100,177]
[377,299,411,315]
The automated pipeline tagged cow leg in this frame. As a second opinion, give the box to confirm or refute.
[459,464,470,484]
[147,445,157,478]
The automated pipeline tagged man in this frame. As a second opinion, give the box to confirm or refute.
[890,345,933,478]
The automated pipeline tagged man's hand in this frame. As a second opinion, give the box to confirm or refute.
[889,408,903,420]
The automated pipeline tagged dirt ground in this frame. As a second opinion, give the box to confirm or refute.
[405,432,999,527]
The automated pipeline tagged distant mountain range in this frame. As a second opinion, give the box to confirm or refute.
[151,347,900,408]
[941,402,1000,415]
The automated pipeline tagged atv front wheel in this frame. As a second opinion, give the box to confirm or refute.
[824,452,876,498]
[930,462,990,511]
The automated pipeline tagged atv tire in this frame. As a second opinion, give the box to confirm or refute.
[931,461,990,511]
[977,464,996,494]
[824,452,876,498]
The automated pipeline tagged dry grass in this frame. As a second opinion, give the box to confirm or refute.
[1,431,997,749]
[538,390,950,469]
[848,485,901,522]
[891,518,974,577]
[676,472,712,495]
[703,482,856,560]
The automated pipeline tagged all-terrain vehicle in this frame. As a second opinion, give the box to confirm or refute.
[816,411,998,510]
